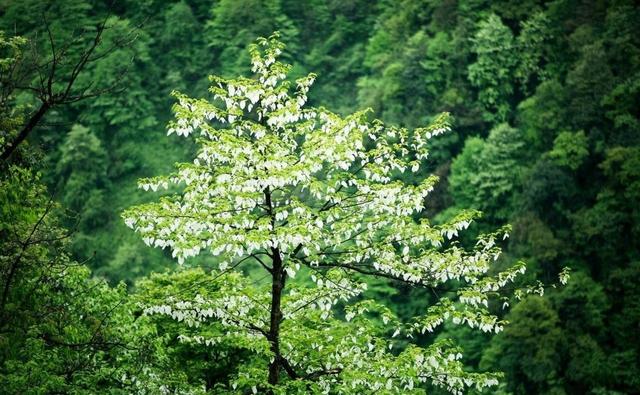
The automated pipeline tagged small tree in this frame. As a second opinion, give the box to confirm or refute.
[467,14,516,123]
[124,34,555,394]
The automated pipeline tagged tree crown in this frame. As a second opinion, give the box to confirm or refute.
[123,33,547,394]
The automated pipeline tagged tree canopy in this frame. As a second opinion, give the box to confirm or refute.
[1,1,639,393]
[122,34,548,393]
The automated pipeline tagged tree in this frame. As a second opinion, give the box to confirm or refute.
[287,0,375,114]
[548,130,589,171]
[0,32,28,161]
[73,16,158,179]
[566,41,613,131]
[158,1,210,95]
[571,146,640,270]
[206,0,299,77]
[0,166,135,394]
[0,6,138,162]
[516,79,568,151]
[514,12,551,92]
[449,123,526,221]
[480,296,563,394]
[468,14,516,123]
[56,124,108,228]
[123,34,554,393]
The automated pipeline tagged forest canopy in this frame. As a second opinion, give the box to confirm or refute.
[1,1,639,394]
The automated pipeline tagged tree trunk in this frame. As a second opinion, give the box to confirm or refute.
[267,247,285,387]
[1,102,50,162]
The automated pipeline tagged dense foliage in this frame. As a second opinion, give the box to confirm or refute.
[122,34,549,393]
[1,0,638,394]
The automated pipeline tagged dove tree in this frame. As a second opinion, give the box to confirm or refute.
[123,33,549,394]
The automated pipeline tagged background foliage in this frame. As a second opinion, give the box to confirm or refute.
[1,0,639,393]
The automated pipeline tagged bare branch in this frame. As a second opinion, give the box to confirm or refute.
[1,6,139,162]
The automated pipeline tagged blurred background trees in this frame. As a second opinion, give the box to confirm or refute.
[1,0,639,393]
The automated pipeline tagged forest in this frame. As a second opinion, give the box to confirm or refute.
[1,0,639,393]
